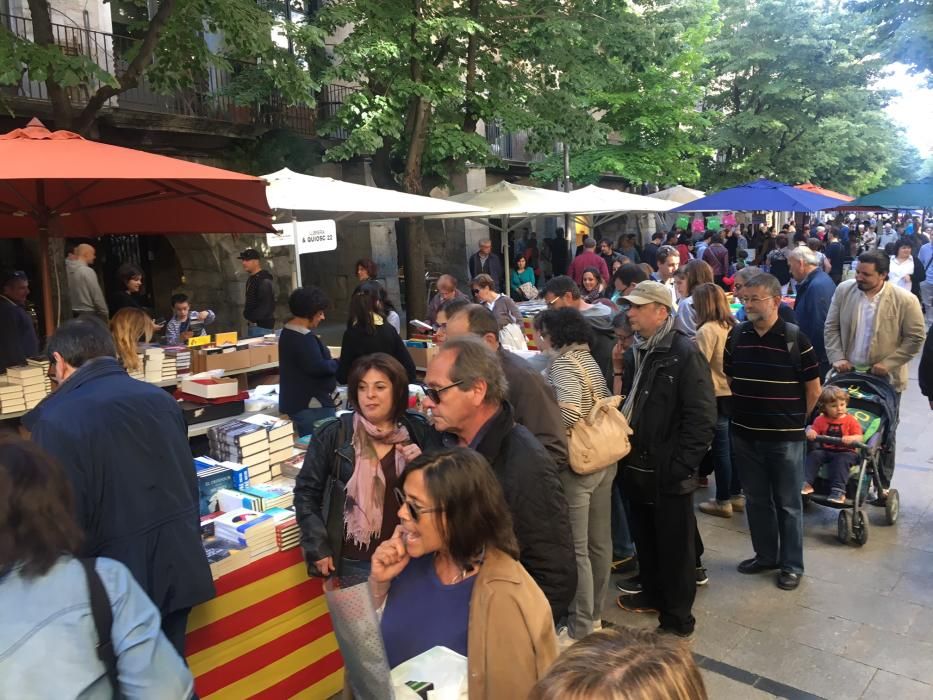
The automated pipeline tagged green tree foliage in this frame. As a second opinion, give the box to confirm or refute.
[700,0,918,195]
[531,0,717,187]
[0,0,322,133]
[848,0,933,85]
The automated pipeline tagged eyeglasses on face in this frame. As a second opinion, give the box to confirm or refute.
[737,295,777,304]
[394,487,442,522]
[422,380,463,403]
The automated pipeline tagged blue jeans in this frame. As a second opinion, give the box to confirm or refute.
[733,434,806,575]
[290,406,337,437]
[247,325,274,338]
[611,470,635,559]
[713,413,741,502]
[805,449,858,499]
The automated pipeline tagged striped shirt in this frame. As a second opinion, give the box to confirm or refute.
[723,319,820,441]
[546,347,609,429]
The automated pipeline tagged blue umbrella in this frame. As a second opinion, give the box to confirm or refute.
[671,178,849,213]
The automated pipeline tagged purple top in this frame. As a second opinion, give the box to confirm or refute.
[380,554,476,668]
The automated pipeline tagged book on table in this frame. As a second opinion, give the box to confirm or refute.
[242,414,294,443]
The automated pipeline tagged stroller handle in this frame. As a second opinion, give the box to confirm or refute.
[813,435,868,451]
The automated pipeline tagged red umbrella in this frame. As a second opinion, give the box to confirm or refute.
[0,118,273,335]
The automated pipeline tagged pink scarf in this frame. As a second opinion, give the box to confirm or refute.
[344,412,412,548]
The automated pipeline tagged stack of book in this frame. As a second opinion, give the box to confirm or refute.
[207,420,271,483]
[143,348,165,383]
[279,452,306,480]
[216,482,294,513]
[213,508,276,561]
[128,353,145,381]
[202,534,250,579]
[5,365,47,410]
[265,506,300,552]
[194,457,250,516]
[242,415,295,472]
[0,381,25,415]
[26,358,52,394]
[166,347,191,378]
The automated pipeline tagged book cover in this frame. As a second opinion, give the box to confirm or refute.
[196,465,234,516]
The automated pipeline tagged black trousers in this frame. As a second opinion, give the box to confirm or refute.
[629,493,697,634]
[161,607,192,661]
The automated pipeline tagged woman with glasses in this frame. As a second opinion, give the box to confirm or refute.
[533,307,614,645]
[337,281,416,384]
[692,284,744,519]
[371,448,557,694]
[294,353,441,579]
[471,273,522,329]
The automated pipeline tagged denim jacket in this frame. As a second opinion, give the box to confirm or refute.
[0,556,193,699]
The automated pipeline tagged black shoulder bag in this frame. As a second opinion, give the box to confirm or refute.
[80,558,121,699]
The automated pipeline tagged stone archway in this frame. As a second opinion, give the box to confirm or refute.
[163,233,294,333]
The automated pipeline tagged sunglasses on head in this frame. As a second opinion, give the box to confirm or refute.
[394,487,442,521]
[421,380,462,403]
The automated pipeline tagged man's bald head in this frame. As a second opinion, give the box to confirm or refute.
[75,243,96,264]
[437,274,458,292]
[446,304,500,351]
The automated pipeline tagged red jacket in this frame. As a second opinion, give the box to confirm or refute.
[567,250,610,286]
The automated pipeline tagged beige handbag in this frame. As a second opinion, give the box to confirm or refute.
[562,355,633,475]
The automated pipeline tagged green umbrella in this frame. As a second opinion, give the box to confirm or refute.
[847,177,933,209]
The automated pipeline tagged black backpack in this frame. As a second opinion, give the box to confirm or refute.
[769,254,792,284]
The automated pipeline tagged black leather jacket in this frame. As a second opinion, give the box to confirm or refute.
[621,330,716,500]
[293,410,442,575]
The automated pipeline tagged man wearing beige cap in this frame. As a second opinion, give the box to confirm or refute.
[615,281,716,638]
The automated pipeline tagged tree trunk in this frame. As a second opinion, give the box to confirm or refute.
[26,0,74,128]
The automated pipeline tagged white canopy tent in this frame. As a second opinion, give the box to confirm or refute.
[563,184,679,227]
[262,168,489,221]
[430,181,633,293]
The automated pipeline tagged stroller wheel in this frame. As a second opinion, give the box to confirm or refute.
[885,489,900,525]
[837,510,852,544]
[853,509,870,546]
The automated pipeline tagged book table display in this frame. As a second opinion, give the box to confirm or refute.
[185,548,345,699]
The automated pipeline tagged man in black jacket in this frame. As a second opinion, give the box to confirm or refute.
[468,239,504,292]
[423,337,577,621]
[617,281,716,637]
[238,248,276,337]
[920,325,933,411]
[445,304,569,470]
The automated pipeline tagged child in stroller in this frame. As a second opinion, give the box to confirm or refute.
[802,386,863,504]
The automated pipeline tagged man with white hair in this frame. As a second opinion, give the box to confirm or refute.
[790,246,836,378]
[468,239,504,292]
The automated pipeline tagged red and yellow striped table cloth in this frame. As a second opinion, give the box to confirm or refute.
[185,549,345,699]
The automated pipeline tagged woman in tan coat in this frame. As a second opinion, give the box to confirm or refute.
[370,448,557,700]
[692,284,744,518]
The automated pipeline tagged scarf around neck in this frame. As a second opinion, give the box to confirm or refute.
[620,314,675,421]
[344,412,412,549]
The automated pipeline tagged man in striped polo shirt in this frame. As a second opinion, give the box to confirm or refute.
[724,273,821,591]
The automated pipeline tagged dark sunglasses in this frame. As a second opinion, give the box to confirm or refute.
[422,380,462,403]
[394,487,442,522]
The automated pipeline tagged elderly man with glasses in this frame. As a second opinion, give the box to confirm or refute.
[724,273,822,592]
[422,336,576,622]
[0,269,39,371]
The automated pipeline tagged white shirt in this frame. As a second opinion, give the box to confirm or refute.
[888,256,914,291]
[850,287,885,366]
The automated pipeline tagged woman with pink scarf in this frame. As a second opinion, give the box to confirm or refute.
[294,353,442,578]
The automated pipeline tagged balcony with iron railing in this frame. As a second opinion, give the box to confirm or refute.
[484,121,545,165]
[0,12,318,135]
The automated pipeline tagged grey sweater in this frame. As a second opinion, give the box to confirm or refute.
[66,258,108,317]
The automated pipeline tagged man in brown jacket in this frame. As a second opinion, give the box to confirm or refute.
[824,250,926,489]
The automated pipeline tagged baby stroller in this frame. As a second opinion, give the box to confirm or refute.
[804,372,900,546]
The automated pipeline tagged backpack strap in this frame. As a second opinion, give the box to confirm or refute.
[80,558,120,699]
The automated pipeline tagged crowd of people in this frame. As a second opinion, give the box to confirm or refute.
[2,213,932,699]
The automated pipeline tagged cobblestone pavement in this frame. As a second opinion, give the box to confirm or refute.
[604,357,933,699]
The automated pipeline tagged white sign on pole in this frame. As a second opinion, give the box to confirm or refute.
[295,219,338,254]
[267,223,295,247]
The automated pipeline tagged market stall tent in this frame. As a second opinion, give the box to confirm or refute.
[647,185,706,204]
[671,178,850,213]
[0,118,275,336]
[846,178,933,210]
[262,168,489,221]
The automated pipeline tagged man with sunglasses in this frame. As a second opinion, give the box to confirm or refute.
[725,273,821,592]
[0,269,39,371]
[422,337,576,622]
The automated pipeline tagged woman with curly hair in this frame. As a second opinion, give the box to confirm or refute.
[109,307,152,373]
